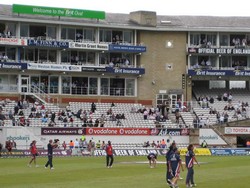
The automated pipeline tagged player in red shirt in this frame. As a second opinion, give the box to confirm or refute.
[105,141,114,168]
[28,140,39,167]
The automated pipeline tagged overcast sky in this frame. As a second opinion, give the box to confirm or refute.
[1,0,250,16]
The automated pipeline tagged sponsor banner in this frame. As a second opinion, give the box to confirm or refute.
[188,47,250,55]
[82,66,107,72]
[0,38,27,46]
[27,39,69,48]
[27,63,81,72]
[179,148,211,156]
[94,149,166,156]
[151,128,189,136]
[109,44,146,53]
[69,42,108,50]
[0,149,72,157]
[199,129,227,145]
[13,4,105,19]
[0,62,27,69]
[86,128,151,136]
[106,67,145,75]
[210,148,250,155]
[188,69,250,76]
[225,127,250,135]
[41,128,86,135]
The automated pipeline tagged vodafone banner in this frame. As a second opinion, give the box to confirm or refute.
[225,127,250,135]
[86,128,151,136]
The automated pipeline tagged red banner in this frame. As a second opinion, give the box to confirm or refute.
[86,128,151,136]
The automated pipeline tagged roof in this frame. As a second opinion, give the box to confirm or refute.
[1,4,250,32]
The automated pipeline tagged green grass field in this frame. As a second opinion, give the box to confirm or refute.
[0,155,249,188]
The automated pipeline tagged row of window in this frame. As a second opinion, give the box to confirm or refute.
[0,74,136,96]
[190,33,250,47]
[0,46,134,67]
[189,55,250,69]
[0,22,133,44]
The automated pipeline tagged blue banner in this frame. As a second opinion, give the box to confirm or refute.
[82,67,107,72]
[109,44,146,53]
[106,67,145,75]
[210,148,250,155]
[188,69,250,76]
[0,62,27,69]
[27,39,69,48]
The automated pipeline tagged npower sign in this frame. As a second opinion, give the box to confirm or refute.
[199,129,227,145]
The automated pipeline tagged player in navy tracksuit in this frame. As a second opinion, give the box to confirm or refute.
[166,142,177,185]
[168,148,184,188]
[185,144,199,187]
[147,152,157,168]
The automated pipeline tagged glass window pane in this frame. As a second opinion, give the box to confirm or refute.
[49,76,58,94]
[62,76,70,94]
[84,29,94,41]
[48,50,56,62]
[39,49,47,62]
[101,78,109,95]
[126,79,135,96]
[47,26,56,39]
[61,51,70,63]
[6,47,16,61]
[89,78,97,95]
[87,52,95,65]
[68,28,75,40]
[123,31,132,43]
[61,28,66,40]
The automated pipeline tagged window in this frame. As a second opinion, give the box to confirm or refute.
[48,50,56,62]
[190,33,200,46]
[99,53,109,65]
[29,25,46,38]
[220,56,230,68]
[99,29,111,43]
[49,76,58,93]
[6,47,16,61]
[62,76,71,94]
[20,48,35,61]
[125,79,135,96]
[39,49,47,62]
[89,78,97,95]
[219,34,229,46]
[20,24,29,38]
[101,78,109,95]
[84,29,94,41]
[47,26,56,39]
[123,31,132,44]
[110,78,125,96]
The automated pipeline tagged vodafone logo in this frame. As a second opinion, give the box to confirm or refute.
[88,128,94,134]
[119,129,125,135]
[86,128,150,135]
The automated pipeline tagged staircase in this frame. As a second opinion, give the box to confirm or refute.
[210,125,234,147]
[26,85,59,106]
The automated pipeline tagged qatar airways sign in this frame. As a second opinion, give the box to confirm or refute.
[86,128,151,136]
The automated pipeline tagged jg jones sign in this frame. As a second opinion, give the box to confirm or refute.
[13,4,105,19]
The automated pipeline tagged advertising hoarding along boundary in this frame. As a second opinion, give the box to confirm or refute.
[41,127,189,136]
[12,4,105,19]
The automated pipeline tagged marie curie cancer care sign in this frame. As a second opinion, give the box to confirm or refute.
[12,4,105,19]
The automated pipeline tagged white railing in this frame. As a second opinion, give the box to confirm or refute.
[30,85,59,106]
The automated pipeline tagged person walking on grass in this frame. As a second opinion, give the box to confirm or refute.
[185,144,200,188]
[45,139,58,170]
[168,148,184,188]
[105,141,114,168]
[28,140,39,167]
